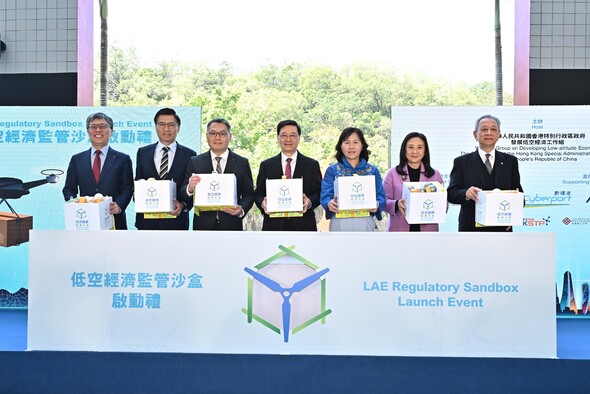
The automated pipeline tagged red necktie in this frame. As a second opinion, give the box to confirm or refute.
[93,150,102,183]
[285,158,292,179]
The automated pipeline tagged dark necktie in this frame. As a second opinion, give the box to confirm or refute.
[214,157,223,222]
[159,146,170,179]
[93,150,102,183]
[484,153,493,174]
[215,156,223,174]
[285,158,292,179]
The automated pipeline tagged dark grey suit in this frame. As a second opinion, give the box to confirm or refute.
[180,149,254,231]
[63,147,134,230]
[255,152,322,231]
[134,142,196,230]
[447,150,523,232]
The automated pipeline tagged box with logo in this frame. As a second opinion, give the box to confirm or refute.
[266,178,303,214]
[475,190,524,227]
[64,196,114,230]
[134,179,176,213]
[0,212,33,247]
[334,175,376,216]
[194,173,237,211]
[401,181,447,224]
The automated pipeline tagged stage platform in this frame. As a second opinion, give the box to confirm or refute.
[1,310,589,392]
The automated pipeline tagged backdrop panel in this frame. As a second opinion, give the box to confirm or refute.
[0,106,201,304]
[28,231,556,358]
[391,106,590,317]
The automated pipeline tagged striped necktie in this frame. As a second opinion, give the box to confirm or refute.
[215,157,222,174]
[484,153,492,174]
[159,146,170,179]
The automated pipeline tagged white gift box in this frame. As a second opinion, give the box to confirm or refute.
[476,190,524,227]
[266,178,303,213]
[194,173,237,210]
[335,175,376,211]
[134,179,176,213]
[64,196,114,230]
[402,181,447,224]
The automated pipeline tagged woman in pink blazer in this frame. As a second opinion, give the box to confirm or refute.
[383,132,444,232]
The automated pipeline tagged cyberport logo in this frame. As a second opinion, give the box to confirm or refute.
[525,193,572,207]
[523,216,550,226]
[242,245,331,343]
[146,187,158,198]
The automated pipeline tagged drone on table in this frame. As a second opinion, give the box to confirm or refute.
[0,169,63,217]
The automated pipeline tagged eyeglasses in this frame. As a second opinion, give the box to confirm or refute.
[157,122,178,128]
[207,131,229,138]
[88,124,110,131]
[279,134,299,140]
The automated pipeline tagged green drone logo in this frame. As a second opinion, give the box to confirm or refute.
[243,245,332,342]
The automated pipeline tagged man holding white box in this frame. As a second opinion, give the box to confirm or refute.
[63,112,133,230]
[255,120,322,231]
[447,115,523,232]
[181,118,254,231]
[135,108,196,230]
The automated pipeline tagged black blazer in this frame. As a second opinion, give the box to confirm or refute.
[63,147,134,230]
[255,152,322,231]
[447,150,523,232]
[134,143,196,230]
[179,150,255,231]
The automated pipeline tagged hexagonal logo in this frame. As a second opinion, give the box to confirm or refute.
[209,180,220,191]
[422,199,434,210]
[352,182,363,193]
[279,185,290,197]
[147,187,158,197]
[243,245,331,343]
[499,200,511,211]
[76,209,87,220]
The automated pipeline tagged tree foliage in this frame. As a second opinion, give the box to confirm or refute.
[95,44,512,178]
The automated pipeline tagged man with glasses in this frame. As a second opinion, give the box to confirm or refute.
[447,114,523,232]
[255,119,322,231]
[180,118,255,230]
[63,112,134,229]
[135,108,196,230]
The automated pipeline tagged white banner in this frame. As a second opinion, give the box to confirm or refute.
[28,231,556,358]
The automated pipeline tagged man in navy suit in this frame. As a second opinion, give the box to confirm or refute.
[180,118,255,231]
[135,108,196,230]
[255,120,322,231]
[63,112,134,230]
[447,114,523,232]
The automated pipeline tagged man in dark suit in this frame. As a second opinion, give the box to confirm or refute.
[135,108,196,230]
[180,118,255,230]
[255,119,322,231]
[447,114,523,232]
[63,112,134,230]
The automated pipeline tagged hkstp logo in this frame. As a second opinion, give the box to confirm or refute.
[243,245,331,343]
[523,216,550,226]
